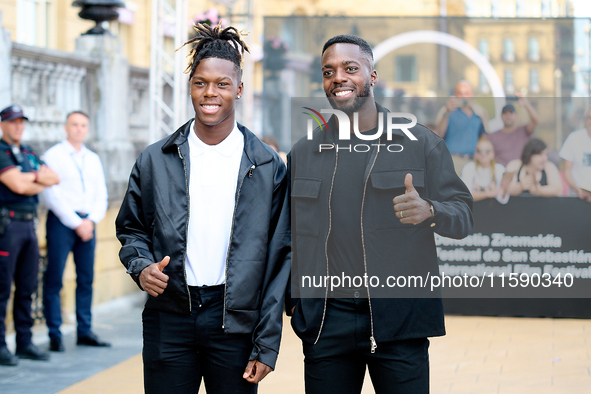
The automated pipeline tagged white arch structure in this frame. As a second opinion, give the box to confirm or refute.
[373,30,506,130]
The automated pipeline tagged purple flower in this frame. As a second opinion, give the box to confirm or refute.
[205,8,218,24]
[191,7,223,27]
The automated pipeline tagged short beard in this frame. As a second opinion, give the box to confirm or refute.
[326,81,371,115]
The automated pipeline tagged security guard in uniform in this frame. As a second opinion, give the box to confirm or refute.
[0,105,59,366]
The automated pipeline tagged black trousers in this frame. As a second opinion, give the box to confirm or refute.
[142,285,257,394]
[303,298,430,394]
[0,220,39,349]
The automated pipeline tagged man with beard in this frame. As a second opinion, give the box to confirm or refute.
[288,35,473,393]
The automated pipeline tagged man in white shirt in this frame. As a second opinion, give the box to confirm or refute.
[116,24,290,394]
[560,107,591,202]
[42,111,109,352]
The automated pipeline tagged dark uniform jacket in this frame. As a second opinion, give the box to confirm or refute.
[288,104,473,347]
[116,120,291,368]
[0,140,41,212]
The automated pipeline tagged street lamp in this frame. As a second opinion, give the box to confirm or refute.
[72,0,126,35]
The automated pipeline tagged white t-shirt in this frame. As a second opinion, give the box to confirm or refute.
[184,122,244,286]
[461,161,509,204]
[559,129,591,189]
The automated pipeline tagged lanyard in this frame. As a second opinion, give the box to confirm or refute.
[70,150,86,193]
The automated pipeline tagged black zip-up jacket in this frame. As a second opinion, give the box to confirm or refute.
[116,120,291,369]
[288,104,473,348]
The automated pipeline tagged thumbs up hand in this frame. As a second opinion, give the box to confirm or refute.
[139,256,170,297]
[157,256,170,271]
[404,173,416,194]
[393,173,432,225]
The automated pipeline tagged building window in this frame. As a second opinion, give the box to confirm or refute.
[529,69,540,93]
[503,39,515,62]
[479,72,490,94]
[516,0,523,17]
[16,0,51,47]
[491,0,499,17]
[395,55,417,82]
[478,39,489,60]
[541,0,552,17]
[504,69,514,93]
[528,37,540,62]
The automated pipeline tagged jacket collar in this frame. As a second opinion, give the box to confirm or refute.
[161,119,274,166]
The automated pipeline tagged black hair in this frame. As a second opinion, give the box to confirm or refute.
[66,110,89,122]
[180,23,250,80]
[322,35,374,64]
[521,138,547,165]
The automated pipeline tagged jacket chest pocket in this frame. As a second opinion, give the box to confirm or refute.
[369,169,425,230]
[292,178,322,237]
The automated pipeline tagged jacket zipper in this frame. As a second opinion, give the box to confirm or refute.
[222,163,256,329]
[361,147,380,353]
[314,144,338,345]
[178,147,191,313]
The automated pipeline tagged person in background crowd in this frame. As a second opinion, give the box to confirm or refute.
[435,80,489,173]
[42,111,110,353]
[461,138,510,204]
[559,107,591,203]
[0,104,59,366]
[506,138,562,197]
[262,136,287,164]
[487,93,539,166]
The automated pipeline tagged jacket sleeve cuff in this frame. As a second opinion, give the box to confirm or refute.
[126,258,153,290]
[422,198,439,229]
[285,297,299,316]
[249,343,278,370]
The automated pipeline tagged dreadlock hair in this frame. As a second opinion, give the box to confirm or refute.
[322,35,374,68]
[180,23,250,80]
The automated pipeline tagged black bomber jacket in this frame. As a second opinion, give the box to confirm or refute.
[288,103,474,347]
[116,120,291,369]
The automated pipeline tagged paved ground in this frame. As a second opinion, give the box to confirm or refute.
[2,293,591,393]
[0,293,144,394]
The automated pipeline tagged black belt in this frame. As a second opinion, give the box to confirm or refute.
[188,284,225,294]
[328,287,367,299]
[8,210,36,221]
[76,212,89,218]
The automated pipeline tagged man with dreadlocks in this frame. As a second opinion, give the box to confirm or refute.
[116,23,290,393]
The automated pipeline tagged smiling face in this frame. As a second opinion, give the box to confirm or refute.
[190,57,243,133]
[321,43,377,115]
[474,139,494,168]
